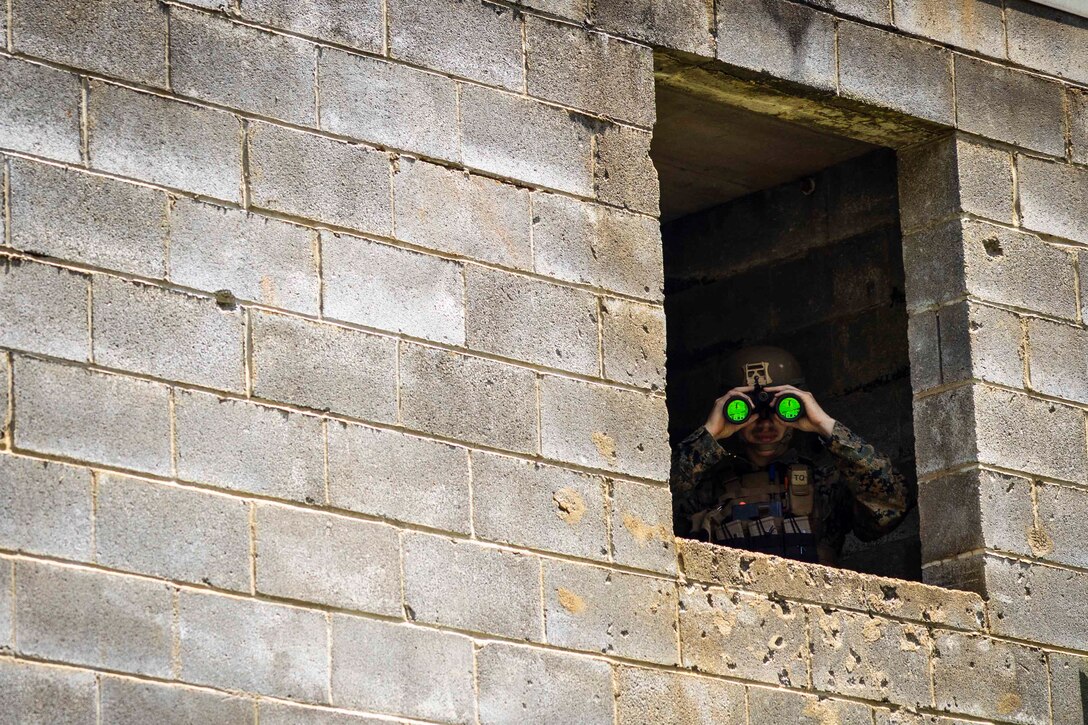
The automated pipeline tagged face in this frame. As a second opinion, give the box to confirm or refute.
[738,415,788,449]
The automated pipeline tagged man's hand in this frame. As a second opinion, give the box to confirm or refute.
[704,386,758,440]
[765,385,836,437]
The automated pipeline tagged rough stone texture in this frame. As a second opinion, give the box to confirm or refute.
[747,687,873,725]
[88,82,242,202]
[179,589,328,700]
[0,658,96,725]
[100,677,254,725]
[1049,652,1088,725]
[392,158,532,269]
[1006,0,1088,86]
[399,344,537,453]
[679,585,808,686]
[92,276,244,391]
[1035,483,1088,569]
[0,259,89,361]
[543,560,678,664]
[0,57,80,164]
[251,312,397,421]
[933,301,1024,390]
[611,479,676,574]
[592,0,714,56]
[256,504,401,615]
[260,702,390,725]
[174,390,325,502]
[0,356,7,448]
[716,0,837,92]
[986,555,1088,651]
[540,375,670,480]
[388,0,523,91]
[320,50,458,161]
[1018,155,1088,246]
[601,298,666,390]
[331,615,474,722]
[838,22,954,124]
[954,56,1065,157]
[893,0,1005,57]
[238,0,383,52]
[248,123,390,235]
[402,533,542,640]
[527,17,654,126]
[9,160,168,278]
[614,666,746,724]
[168,199,319,315]
[533,193,663,300]
[326,422,471,533]
[13,0,167,86]
[460,84,595,196]
[594,124,659,216]
[465,266,599,375]
[932,631,1050,725]
[1072,88,1088,165]
[321,233,464,345]
[14,359,171,475]
[955,139,1016,225]
[16,561,173,676]
[1028,318,1088,404]
[0,456,92,561]
[96,474,250,591]
[476,643,613,725]
[471,451,609,560]
[911,385,975,475]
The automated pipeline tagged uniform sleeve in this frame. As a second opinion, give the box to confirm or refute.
[820,421,909,541]
[669,426,730,494]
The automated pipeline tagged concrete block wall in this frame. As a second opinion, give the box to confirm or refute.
[1,0,1087,723]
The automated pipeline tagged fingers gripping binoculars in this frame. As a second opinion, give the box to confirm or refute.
[724,380,805,424]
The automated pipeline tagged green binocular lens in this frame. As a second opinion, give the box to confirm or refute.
[724,398,751,423]
[775,394,804,422]
[722,392,805,424]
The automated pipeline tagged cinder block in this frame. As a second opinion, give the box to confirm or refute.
[611,479,676,574]
[1006,0,1088,86]
[601,298,666,390]
[1018,155,1088,246]
[331,615,474,722]
[465,266,599,375]
[810,608,932,707]
[96,474,250,591]
[838,22,954,124]
[1082,251,1088,322]
[471,451,608,560]
[907,311,941,392]
[174,390,325,502]
[13,0,167,86]
[679,585,808,686]
[260,702,390,724]
[592,0,714,56]
[1049,652,1088,725]
[518,0,587,20]
[1035,483,1088,569]
[954,56,1065,156]
[893,0,1005,57]
[614,666,746,724]
[1072,89,1088,165]
[88,82,241,201]
[238,0,383,52]
[9,160,168,277]
[956,139,1015,225]
[0,558,10,649]
[0,258,89,361]
[402,532,542,640]
[985,556,1088,650]
[16,561,173,676]
[327,423,470,532]
[594,124,659,216]
[527,17,654,125]
[179,589,328,700]
[320,50,457,161]
[0,356,8,447]
[392,157,532,269]
[911,385,975,476]
[14,358,171,475]
[539,375,669,480]
[0,658,96,725]
[399,344,537,453]
[1028,318,1088,404]
[171,8,316,125]
[932,631,1049,724]
[100,677,254,725]
[251,312,397,421]
[256,504,401,615]
[543,559,677,664]
[92,276,244,391]
[476,643,613,725]
[0,57,80,163]
[716,0,837,91]
[321,233,464,344]
[460,84,595,196]
[388,0,523,92]
[168,199,319,315]
[533,193,663,300]
[0,456,92,560]
[937,301,1024,389]
[247,122,390,235]
[747,687,873,725]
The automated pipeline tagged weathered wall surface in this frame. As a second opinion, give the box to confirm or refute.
[0,0,1086,723]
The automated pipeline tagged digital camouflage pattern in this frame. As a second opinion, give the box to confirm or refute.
[671,421,909,563]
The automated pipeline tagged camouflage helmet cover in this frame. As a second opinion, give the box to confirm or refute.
[724,346,805,388]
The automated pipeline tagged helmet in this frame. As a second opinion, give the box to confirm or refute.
[723,346,805,388]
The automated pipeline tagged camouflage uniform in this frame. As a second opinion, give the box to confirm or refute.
[671,421,908,564]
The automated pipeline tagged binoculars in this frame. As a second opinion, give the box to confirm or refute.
[723,381,804,424]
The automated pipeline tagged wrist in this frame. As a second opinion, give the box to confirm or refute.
[817,417,836,437]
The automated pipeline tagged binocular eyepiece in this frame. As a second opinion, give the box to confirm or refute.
[723,380,804,424]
